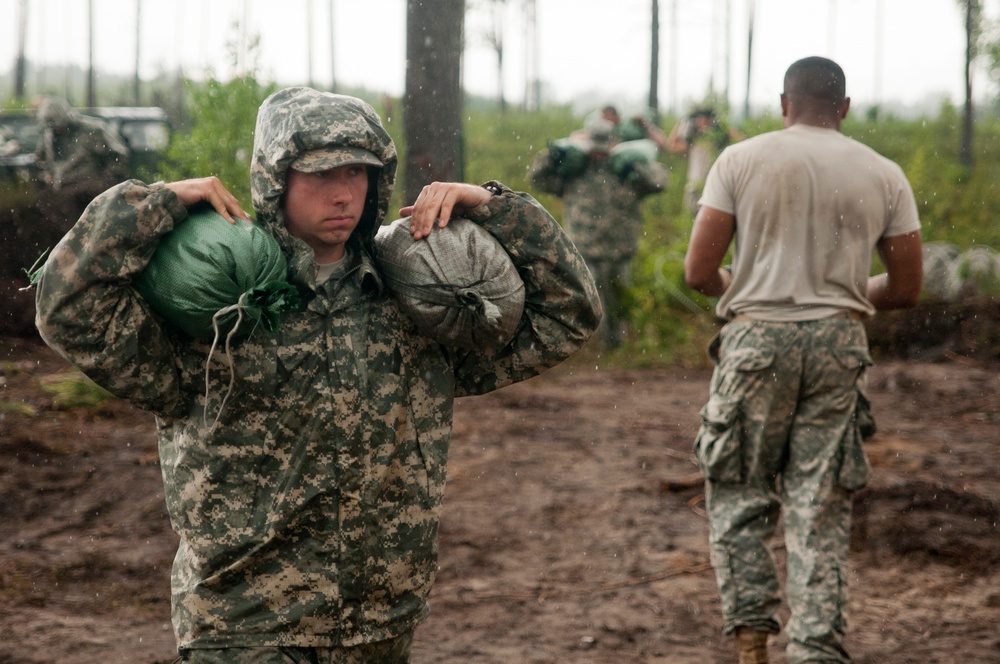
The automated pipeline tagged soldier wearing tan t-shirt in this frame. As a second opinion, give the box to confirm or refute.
[683,57,922,664]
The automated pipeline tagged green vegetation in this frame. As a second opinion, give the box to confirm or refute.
[158,75,277,208]
[0,400,36,416]
[38,370,115,409]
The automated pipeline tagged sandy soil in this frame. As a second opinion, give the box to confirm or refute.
[2,333,999,664]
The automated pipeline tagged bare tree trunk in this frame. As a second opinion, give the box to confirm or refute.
[329,0,336,92]
[133,0,142,104]
[306,0,315,89]
[648,0,659,121]
[403,0,465,204]
[14,0,27,100]
[743,0,755,120]
[87,0,96,107]
[961,0,976,168]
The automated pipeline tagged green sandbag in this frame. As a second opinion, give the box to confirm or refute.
[550,138,590,178]
[135,206,298,340]
[609,138,659,178]
[616,118,649,143]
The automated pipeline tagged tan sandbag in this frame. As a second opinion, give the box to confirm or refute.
[375,217,525,350]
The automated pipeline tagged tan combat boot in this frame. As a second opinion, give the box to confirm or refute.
[735,627,770,664]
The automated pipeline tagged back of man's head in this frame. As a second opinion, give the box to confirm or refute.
[783,56,846,102]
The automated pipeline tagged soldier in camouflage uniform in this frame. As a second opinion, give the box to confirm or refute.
[683,58,922,663]
[35,87,601,663]
[529,115,668,348]
[33,96,130,235]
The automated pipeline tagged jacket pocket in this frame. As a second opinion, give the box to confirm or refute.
[694,394,744,483]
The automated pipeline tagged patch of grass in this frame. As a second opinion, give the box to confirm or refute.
[0,400,37,416]
[37,370,115,410]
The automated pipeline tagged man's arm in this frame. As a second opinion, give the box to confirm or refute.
[867,230,922,310]
[684,206,735,297]
[664,120,689,155]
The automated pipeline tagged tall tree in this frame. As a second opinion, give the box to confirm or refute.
[961,0,980,168]
[743,0,755,120]
[481,0,508,111]
[134,0,142,104]
[649,0,660,121]
[329,0,337,92]
[403,0,465,204]
[87,0,95,107]
[14,0,27,100]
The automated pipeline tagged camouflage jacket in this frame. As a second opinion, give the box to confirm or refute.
[528,146,668,262]
[35,88,600,651]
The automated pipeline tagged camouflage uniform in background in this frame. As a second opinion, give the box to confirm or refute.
[33,96,130,236]
[687,56,922,664]
[529,119,668,348]
[697,319,872,663]
[35,87,601,660]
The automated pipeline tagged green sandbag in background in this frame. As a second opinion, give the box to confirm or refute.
[549,138,590,179]
[134,206,298,340]
[609,138,660,180]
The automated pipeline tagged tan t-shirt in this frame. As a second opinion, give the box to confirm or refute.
[699,124,920,321]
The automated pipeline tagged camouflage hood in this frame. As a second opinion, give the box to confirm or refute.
[250,87,397,278]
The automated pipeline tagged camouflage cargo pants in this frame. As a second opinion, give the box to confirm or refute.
[174,632,413,664]
[695,318,872,664]
[584,256,631,348]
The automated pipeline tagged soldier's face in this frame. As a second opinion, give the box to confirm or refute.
[284,164,369,264]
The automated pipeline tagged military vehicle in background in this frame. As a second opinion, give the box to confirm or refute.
[0,105,170,182]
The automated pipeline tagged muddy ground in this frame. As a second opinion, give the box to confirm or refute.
[2,316,1000,663]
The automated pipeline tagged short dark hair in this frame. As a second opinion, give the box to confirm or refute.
[783,56,846,102]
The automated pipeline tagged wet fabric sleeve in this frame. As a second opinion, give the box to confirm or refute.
[450,182,602,396]
[34,179,192,416]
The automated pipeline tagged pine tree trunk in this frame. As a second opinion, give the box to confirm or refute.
[403,0,465,204]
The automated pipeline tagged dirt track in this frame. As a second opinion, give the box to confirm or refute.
[2,334,999,663]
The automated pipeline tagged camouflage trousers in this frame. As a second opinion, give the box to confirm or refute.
[584,256,631,348]
[174,632,414,664]
[695,318,873,664]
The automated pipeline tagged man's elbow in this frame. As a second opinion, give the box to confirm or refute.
[894,285,921,309]
[683,264,715,295]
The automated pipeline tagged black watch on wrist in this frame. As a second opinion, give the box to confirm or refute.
[482,182,503,197]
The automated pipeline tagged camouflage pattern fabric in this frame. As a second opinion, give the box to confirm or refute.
[175,631,413,663]
[35,87,601,654]
[695,318,872,664]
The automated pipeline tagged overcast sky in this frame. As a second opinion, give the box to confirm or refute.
[0,0,988,116]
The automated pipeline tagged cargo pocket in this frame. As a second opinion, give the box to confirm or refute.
[694,394,744,483]
[832,346,874,490]
[836,419,871,491]
[854,389,876,440]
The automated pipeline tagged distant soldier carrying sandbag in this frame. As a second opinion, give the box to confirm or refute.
[529,110,669,348]
[34,86,601,663]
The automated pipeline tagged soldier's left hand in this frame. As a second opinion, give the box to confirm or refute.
[400,182,491,240]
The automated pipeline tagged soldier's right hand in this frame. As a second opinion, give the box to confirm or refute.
[164,177,251,224]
